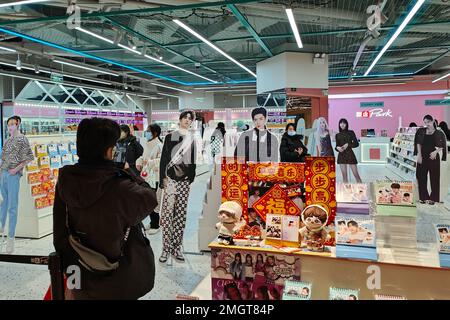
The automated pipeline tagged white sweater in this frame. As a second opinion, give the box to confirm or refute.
[136,138,163,188]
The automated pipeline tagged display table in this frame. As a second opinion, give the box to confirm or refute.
[209,241,450,300]
[359,137,391,164]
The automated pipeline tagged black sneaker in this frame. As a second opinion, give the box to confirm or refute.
[173,250,185,262]
[159,252,169,263]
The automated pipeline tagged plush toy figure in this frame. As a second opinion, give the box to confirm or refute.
[299,205,330,251]
[216,201,243,245]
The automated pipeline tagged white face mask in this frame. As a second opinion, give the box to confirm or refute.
[288,131,296,136]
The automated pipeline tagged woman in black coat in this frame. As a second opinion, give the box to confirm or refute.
[335,118,362,183]
[280,123,308,162]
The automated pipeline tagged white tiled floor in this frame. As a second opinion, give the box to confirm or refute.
[0,173,211,300]
[0,163,448,299]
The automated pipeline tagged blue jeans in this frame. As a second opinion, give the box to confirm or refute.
[0,170,21,237]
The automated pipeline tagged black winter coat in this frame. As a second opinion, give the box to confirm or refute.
[280,133,308,163]
[159,130,197,187]
[53,161,157,299]
[114,135,144,176]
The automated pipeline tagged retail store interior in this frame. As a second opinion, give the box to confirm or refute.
[0,0,449,300]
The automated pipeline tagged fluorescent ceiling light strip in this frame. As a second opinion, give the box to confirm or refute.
[151,82,191,94]
[0,0,50,8]
[285,8,303,49]
[330,82,406,87]
[364,0,426,76]
[173,19,256,78]
[0,27,187,85]
[432,71,450,83]
[118,44,141,55]
[0,45,16,53]
[0,61,112,85]
[329,89,447,99]
[206,88,256,93]
[75,26,217,84]
[54,59,119,76]
[144,54,217,83]
[157,92,179,98]
[75,27,114,44]
[194,85,255,90]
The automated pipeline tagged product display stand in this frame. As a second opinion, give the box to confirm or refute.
[198,161,221,251]
[440,252,450,268]
[386,128,450,204]
[15,134,76,238]
[209,241,450,300]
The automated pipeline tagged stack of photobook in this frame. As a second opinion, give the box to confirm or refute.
[335,214,377,261]
[336,183,370,215]
[373,181,423,265]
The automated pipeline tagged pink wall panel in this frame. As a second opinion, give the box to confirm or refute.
[328,94,446,138]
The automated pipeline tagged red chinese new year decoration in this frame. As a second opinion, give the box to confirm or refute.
[304,157,336,246]
[248,162,305,183]
[221,157,249,221]
[252,184,301,222]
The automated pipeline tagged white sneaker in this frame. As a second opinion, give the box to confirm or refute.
[147,228,160,235]
[6,238,14,254]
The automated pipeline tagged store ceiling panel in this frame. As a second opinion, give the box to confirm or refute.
[0,0,448,88]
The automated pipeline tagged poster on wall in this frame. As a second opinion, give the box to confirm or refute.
[211,247,301,300]
[304,157,337,246]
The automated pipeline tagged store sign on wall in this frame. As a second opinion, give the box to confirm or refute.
[356,108,392,118]
[360,102,384,108]
[425,99,450,106]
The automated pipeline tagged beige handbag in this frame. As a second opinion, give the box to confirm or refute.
[66,206,130,274]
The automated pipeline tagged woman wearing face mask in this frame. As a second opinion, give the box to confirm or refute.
[414,114,447,205]
[159,110,197,264]
[280,123,308,162]
[113,125,144,176]
[0,116,34,253]
[136,124,163,234]
[210,122,226,162]
[315,117,334,157]
[335,118,362,183]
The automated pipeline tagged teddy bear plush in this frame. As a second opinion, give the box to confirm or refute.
[216,201,243,245]
[299,205,330,251]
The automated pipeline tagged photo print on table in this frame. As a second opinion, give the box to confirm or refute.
[282,280,312,300]
[374,181,414,205]
[336,215,376,247]
[436,224,450,253]
[329,287,359,300]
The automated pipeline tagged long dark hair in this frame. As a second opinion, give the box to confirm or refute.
[439,121,450,140]
[338,118,349,132]
[149,123,162,142]
[284,123,303,139]
[216,122,226,137]
[120,124,131,138]
[423,114,437,129]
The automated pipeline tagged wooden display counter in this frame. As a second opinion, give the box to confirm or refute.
[209,241,450,300]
